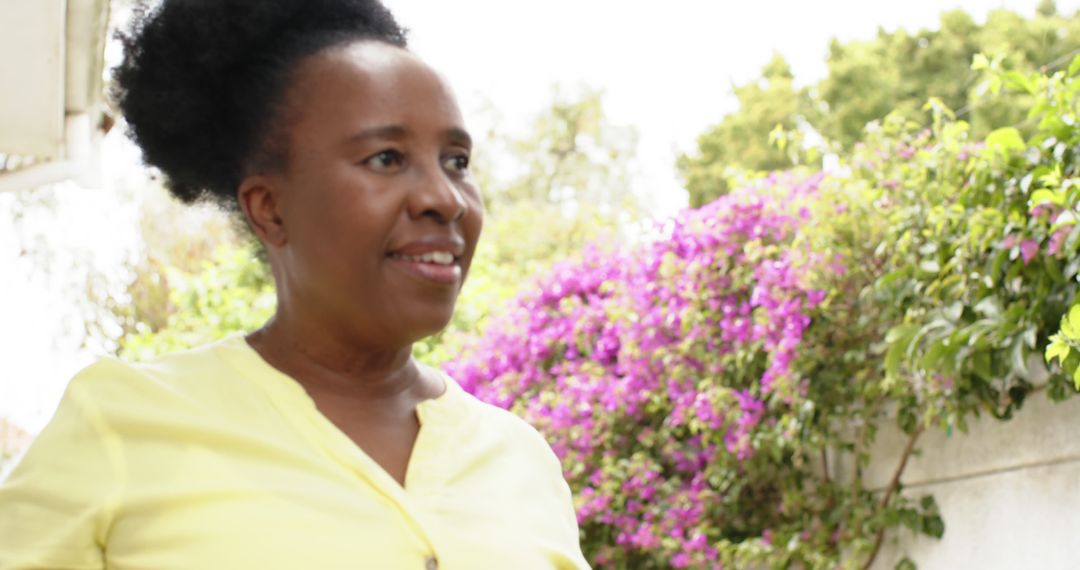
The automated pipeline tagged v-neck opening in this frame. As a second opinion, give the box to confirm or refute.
[213,333,458,496]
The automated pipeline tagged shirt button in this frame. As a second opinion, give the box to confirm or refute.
[424,556,439,570]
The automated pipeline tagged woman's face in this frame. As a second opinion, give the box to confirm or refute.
[253,41,483,348]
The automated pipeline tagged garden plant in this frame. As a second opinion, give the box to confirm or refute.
[446,58,1080,568]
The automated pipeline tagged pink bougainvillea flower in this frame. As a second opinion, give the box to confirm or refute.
[1047,226,1072,257]
[445,173,833,567]
[762,529,774,545]
[1020,239,1040,264]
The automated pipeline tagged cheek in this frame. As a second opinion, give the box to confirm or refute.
[282,179,371,268]
[465,196,484,249]
[461,215,484,281]
[470,192,484,227]
[288,193,348,252]
[289,167,376,237]
[465,185,484,230]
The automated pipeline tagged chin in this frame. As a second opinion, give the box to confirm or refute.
[400,305,456,344]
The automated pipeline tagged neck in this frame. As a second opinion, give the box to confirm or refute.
[248,310,423,402]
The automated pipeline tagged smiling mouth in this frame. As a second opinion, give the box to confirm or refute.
[387,251,456,265]
[386,251,462,286]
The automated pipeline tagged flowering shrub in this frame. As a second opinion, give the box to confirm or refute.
[448,173,894,568]
[449,59,1080,569]
[851,57,1080,436]
[1019,58,1080,388]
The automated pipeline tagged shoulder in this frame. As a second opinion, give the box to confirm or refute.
[0,337,244,566]
[5,337,266,463]
[434,372,587,565]
[66,335,251,412]
[0,361,135,565]
[433,370,566,477]
[66,337,229,390]
[442,373,551,443]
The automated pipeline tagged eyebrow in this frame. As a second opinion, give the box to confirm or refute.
[445,127,473,149]
[342,125,473,149]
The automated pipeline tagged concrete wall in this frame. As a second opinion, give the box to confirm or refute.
[842,388,1080,569]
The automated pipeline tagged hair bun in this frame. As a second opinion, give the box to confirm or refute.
[113,0,407,208]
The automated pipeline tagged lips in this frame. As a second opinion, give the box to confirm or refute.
[386,238,465,286]
[387,251,455,265]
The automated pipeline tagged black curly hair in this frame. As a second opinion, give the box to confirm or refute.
[113,0,408,209]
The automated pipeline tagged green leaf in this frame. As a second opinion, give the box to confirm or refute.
[1065,351,1080,376]
[1069,54,1080,78]
[972,350,993,381]
[1047,334,1071,365]
[885,342,905,380]
[1029,99,1051,121]
[1045,257,1066,285]
[1002,71,1036,94]
[1031,188,1064,206]
[886,324,918,344]
[922,340,954,371]
[880,268,910,287]
[985,127,1026,155]
[989,249,1008,283]
[1062,304,1080,338]
[923,514,946,539]
[895,558,917,570]
[886,325,918,380]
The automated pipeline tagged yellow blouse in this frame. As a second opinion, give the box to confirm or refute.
[0,335,589,569]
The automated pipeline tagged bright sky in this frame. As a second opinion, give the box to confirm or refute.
[2,0,1077,433]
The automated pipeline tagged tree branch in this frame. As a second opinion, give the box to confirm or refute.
[860,423,925,570]
[821,447,831,484]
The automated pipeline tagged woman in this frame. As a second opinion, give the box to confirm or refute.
[0,1,589,568]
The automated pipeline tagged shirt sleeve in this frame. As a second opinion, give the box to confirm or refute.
[517,419,592,570]
[0,368,121,570]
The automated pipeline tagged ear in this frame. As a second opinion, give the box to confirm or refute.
[237,175,287,248]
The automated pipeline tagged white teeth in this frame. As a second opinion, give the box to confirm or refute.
[392,251,455,265]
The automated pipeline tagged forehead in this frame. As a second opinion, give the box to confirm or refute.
[284,41,464,138]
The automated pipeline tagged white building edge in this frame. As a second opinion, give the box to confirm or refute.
[0,0,110,194]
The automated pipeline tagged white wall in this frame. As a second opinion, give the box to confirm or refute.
[851,388,1080,569]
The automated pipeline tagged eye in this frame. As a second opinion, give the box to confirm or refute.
[443,153,470,174]
[364,149,404,171]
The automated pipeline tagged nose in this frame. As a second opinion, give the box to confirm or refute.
[408,160,467,224]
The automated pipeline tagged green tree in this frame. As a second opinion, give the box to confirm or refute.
[488,86,639,216]
[820,9,1080,146]
[1037,0,1058,18]
[682,8,1080,207]
[816,30,912,150]
[678,53,814,207]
